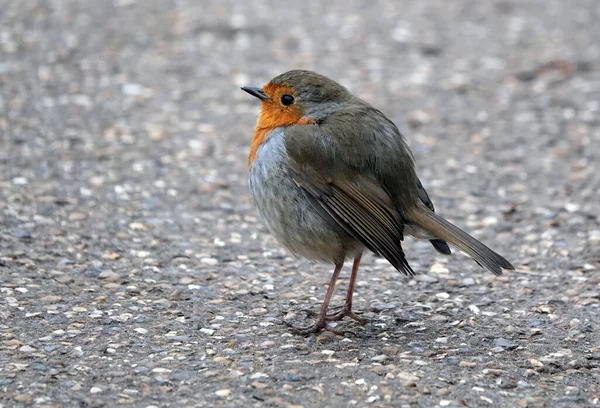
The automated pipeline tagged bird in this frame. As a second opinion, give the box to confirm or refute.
[241,70,514,335]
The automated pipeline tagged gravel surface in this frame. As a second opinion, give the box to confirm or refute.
[1,1,599,407]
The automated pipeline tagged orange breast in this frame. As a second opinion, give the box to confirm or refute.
[247,118,316,169]
[248,127,272,168]
[247,83,316,169]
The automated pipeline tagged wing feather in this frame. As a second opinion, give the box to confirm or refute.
[288,165,414,276]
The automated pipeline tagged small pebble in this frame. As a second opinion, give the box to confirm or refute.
[396,371,419,384]
[261,341,276,349]
[430,264,449,274]
[10,231,31,240]
[249,308,268,316]
[565,202,580,212]
[98,270,120,280]
[371,303,397,312]
[215,389,232,397]
[201,257,218,265]
[494,338,518,350]
[529,359,544,367]
[371,354,387,362]
[44,344,60,352]
[414,275,438,283]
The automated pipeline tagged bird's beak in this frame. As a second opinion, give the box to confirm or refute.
[241,86,270,101]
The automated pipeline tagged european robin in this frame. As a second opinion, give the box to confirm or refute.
[242,70,514,335]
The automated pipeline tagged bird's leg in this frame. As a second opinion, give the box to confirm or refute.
[285,262,355,335]
[326,254,367,325]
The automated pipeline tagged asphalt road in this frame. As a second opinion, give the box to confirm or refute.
[1,1,599,407]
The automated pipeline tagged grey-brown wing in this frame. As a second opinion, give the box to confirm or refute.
[288,162,415,276]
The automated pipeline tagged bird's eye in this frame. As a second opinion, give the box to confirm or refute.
[280,94,295,106]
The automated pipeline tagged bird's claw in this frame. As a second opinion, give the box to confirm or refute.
[283,319,357,336]
[325,305,368,326]
[301,305,367,326]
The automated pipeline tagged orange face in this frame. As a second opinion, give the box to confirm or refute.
[247,83,315,168]
[256,83,304,129]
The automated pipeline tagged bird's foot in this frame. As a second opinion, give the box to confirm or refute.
[301,305,367,325]
[325,305,367,326]
[284,318,357,336]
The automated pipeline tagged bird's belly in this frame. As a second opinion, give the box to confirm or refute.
[248,130,361,263]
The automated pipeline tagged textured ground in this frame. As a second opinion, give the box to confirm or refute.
[1,1,599,407]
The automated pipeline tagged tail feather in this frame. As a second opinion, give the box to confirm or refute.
[430,239,451,255]
[408,206,514,275]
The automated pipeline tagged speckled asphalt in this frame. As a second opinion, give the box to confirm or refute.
[1,1,599,407]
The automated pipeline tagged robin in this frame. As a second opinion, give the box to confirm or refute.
[241,70,514,335]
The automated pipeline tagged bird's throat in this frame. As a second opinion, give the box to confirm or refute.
[248,109,316,169]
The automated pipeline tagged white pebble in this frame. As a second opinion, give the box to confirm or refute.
[135,251,151,258]
[565,203,580,212]
[122,83,143,96]
[12,177,28,185]
[201,257,218,265]
[482,216,498,226]
[469,305,481,315]
[215,389,232,397]
[430,264,449,274]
